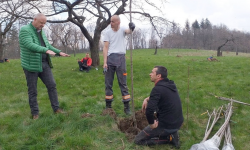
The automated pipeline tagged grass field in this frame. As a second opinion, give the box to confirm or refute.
[0,49,250,150]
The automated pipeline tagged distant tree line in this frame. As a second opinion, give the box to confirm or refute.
[149,19,250,56]
[3,17,250,61]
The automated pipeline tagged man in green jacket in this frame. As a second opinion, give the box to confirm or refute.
[19,13,70,120]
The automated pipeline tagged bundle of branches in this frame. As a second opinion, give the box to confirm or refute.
[222,124,235,150]
[190,102,233,150]
[222,103,235,150]
[202,107,223,142]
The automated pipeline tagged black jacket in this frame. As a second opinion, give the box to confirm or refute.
[146,78,184,129]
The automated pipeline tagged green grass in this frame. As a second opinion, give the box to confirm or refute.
[0,49,250,150]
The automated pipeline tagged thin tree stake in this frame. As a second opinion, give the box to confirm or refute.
[187,65,190,129]
[129,0,137,128]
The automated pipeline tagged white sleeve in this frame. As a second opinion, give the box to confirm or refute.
[103,30,109,42]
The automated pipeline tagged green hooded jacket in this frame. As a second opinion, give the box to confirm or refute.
[19,22,61,72]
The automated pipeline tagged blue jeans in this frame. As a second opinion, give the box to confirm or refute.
[134,125,178,146]
[23,62,59,115]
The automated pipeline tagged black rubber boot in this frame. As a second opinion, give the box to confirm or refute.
[124,102,131,115]
[106,101,112,109]
[171,131,180,149]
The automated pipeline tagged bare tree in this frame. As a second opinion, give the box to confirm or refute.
[0,0,46,61]
[5,0,170,66]
[47,23,61,47]
[0,1,24,61]
[148,27,157,49]
[132,29,143,49]
[140,29,148,49]
[79,32,87,51]
[67,25,81,57]
[4,24,20,58]
[230,30,249,55]
[48,23,72,53]
[212,24,234,56]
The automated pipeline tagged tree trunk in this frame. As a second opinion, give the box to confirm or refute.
[236,45,238,55]
[0,45,4,62]
[217,47,221,56]
[0,36,4,61]
[65,47,68,54]
[154,41,158,55]
[154,46,158,55]
[89,30,101,67]
[89,43,100,67]
[217,40,229,56]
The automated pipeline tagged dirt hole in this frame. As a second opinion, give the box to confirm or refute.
[101,109,148,142]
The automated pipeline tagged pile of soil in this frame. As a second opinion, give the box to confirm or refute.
[101,108,117,120]
[118,110,148,141]
[101,109,148,141]
[81,113,95,118]
[211,58,218,61]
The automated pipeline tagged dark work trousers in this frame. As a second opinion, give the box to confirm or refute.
[78,61,91,71]
[105,54,130,102]
[23,62,59,115]
[134,125,178,146]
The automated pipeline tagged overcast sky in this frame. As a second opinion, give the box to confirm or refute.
[119,0,250,32]
[163,0,250,32]
[54,0,250,33]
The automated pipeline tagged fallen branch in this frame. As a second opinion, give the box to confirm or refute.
[120,138,125,150]
[217,96,250,106]
[209,93,250,106]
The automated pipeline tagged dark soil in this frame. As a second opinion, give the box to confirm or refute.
[101,109,148,141]
[134,110,148,130]
[81,113,95,118]
[118,110,148,141]
[101,108,117,120]
[125,127,141,142]
[211,58,218,61]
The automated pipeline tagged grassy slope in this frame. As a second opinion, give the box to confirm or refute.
[0,49,250,150]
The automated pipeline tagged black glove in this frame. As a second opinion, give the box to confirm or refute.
[129,22,135,31]
[103,68,107,74]
[82,64,88,67]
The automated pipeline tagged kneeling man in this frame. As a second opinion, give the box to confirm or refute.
[134,66,184,148]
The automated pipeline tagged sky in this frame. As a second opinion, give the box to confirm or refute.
[163,0,250,32]
[51,0,250,33]
[119,0,250,32]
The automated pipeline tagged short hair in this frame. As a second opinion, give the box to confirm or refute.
[112,15,120,22]
[34,13,46,19]
[154,66,168,78]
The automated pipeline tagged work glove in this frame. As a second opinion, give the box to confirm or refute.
[82,64,88,67]
[103,68,107,75]
[129,22,135,31]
